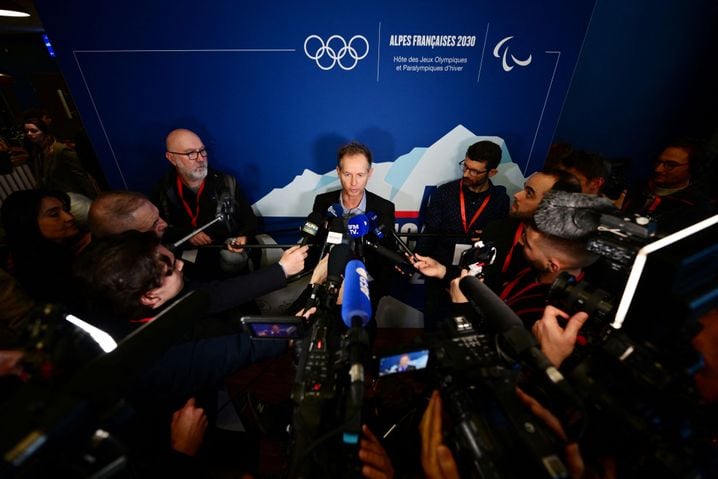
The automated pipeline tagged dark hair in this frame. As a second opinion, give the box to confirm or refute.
[337,141,373,168]
[22,116,55,154]
[73,230,163,322]
[664,138,706,177]
[541,167,582,193]
[1,189,71,247]
[527,219,598,269]
[465,141,502,170]
[1,189,76,303]
[561,150,608,181]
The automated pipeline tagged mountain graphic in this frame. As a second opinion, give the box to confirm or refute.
[253,125,525,217]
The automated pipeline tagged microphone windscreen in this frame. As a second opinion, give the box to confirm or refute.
[341,259,372,328]
[533,191,616,240]
[301,211,323,238]
[347,214,370,238]
[365,211,385,239]
[327,243,354,283]
[326,217,345,245]
[327,203,345,218]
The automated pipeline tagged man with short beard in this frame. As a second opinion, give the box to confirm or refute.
[154,128,259,280]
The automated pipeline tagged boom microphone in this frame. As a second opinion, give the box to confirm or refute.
[533,191,616,240]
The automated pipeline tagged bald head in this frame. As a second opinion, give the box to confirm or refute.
[165,129,208,185]
[89,191,167,238]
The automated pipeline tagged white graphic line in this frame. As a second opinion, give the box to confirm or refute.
[376,22,382,82]
[476,23,490,84]
[525,50,561,175]
[72,51,128,189]
[73,49,295,53]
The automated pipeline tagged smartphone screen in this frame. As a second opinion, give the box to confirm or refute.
[378,349,430,377]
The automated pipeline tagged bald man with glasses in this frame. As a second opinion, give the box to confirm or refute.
[415,140,509,328]
[153,128,260,280]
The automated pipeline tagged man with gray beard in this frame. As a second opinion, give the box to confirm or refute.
[154,128,259,280]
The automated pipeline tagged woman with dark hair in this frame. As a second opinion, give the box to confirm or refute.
[1,189,91,305]
[23,116,100,200]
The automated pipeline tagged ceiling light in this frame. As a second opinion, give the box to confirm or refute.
[0,1,30,17]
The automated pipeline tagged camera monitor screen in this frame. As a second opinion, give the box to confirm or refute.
[241,316,303,339]
[378,349,430,377]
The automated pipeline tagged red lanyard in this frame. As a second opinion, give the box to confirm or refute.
[459,179,491,234]
[501,223,525,273]
[646,195,662,213]
[130,317,154,324]
[499,267,541,304]
[176,176,206,227]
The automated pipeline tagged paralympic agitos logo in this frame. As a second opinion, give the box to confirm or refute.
[304,34,370,71]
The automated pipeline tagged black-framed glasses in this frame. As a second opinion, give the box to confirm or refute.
[654,160,689,171]
[458,160,489,177]
[167,148,208,161]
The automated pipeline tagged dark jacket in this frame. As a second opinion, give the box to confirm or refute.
[153,167,259,244]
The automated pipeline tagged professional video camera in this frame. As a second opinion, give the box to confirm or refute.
[376,277,581,479]
[271,244,372,479]
[547,214,718,477]
[1,292,209,479]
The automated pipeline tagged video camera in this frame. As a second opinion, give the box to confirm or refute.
[547,214,718,476]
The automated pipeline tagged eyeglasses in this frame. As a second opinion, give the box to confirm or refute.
[655,160,689,171]
[167,148,208,161]
[458,160,490,177]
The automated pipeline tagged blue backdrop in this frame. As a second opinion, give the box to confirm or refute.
[35,0,595,222]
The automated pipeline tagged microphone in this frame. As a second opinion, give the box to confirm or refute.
[366,211,417,261]
[459,276,556,371]
[459,275,586,440]
[533,191,616,240]
[317,217,345,261]
[325,243,354,308]
[298,211,323,246]
[363,238,414,276]
[340,259,371,445]
[326,202,345,219]
[341,259,372,328]
[346,214,370,260]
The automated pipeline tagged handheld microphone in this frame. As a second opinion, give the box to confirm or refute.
[341,260,372,328]
[317,217,345,261]
[325,243,354,309]
[299,211,323,246]
[363,238,414,276]
[340,259,371,445]
[346,214,370,260]
[366,211,417,261]
[326,202,345,219]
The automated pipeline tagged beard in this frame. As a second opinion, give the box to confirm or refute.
[180,163,208,182]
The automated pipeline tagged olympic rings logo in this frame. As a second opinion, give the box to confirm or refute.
[304,34,369,71]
